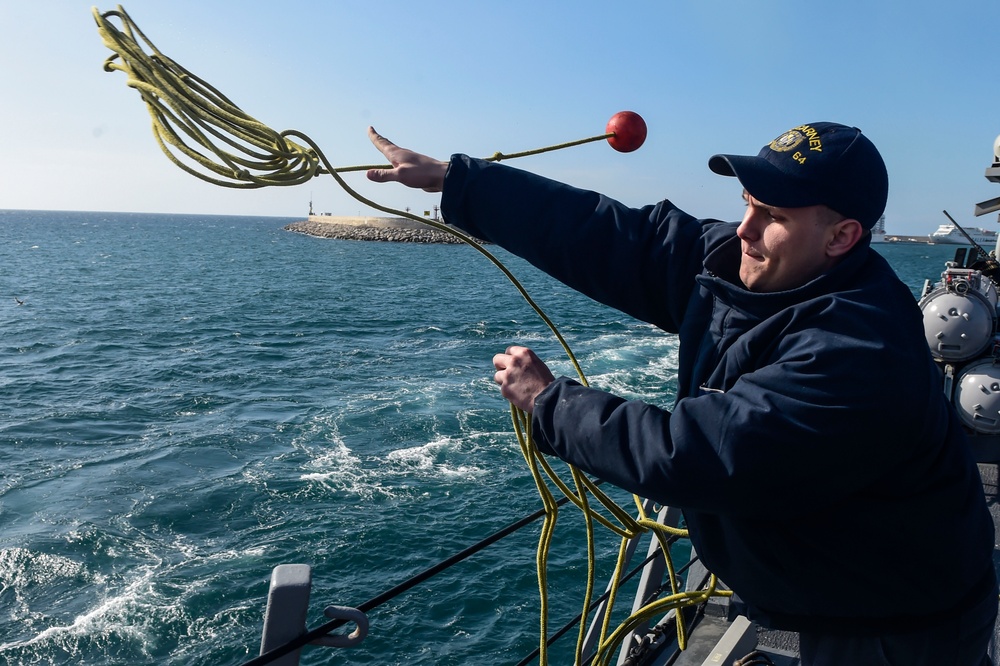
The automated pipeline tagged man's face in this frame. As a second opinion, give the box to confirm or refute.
[736,192,843,292]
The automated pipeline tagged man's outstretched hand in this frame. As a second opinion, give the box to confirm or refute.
[366,127,449,193]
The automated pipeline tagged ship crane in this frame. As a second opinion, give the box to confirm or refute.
[974,134,1000,216]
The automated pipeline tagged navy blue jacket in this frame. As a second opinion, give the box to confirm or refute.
[440,155,996,634]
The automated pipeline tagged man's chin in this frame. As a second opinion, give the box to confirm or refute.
[739,262,763,290]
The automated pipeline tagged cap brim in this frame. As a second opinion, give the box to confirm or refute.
[709,154,824,209]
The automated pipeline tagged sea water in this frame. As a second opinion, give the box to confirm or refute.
[0,210,959,665]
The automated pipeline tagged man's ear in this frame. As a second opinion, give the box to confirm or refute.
[827,218,865,258]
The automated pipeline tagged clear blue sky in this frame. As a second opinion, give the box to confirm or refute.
[2,0,998,235]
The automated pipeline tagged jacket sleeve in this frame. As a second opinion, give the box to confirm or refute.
[531,299,957,518]
[530,376,757,513]
[440,154,708,332]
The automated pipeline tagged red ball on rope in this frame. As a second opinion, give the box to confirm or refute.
[605,111,647,153]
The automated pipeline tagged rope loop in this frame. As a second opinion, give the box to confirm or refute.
[94,5,322,189]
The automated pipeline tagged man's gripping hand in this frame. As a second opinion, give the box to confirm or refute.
[492,346,556,413]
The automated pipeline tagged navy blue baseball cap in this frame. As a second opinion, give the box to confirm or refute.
[708,122,888,229]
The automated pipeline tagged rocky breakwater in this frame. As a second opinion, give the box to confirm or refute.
[285,215,482,244]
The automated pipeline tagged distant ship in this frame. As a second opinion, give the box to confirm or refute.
[929,223,999,247]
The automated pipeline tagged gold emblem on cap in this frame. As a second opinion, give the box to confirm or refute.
[769,130,806,153]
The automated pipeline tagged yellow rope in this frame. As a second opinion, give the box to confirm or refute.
[93,6,730,662]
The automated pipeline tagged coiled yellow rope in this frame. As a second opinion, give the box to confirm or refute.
[93,5,729,662]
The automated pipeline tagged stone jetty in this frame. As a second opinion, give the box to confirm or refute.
[284,215,482,244]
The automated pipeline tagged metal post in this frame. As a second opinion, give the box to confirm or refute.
[259,564,312,666]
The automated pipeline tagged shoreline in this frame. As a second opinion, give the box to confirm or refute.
[285,219,948,247]
[881,235,933,244]
[284,215,484,244]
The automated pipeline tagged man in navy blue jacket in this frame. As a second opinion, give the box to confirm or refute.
[367,122,997,665]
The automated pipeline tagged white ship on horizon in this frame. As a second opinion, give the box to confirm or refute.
[929,223,1000,247]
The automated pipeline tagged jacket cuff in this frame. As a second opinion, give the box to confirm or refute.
[530,376,578,456]
[440,154,474,225]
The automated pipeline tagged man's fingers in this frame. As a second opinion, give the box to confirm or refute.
[366,168,398,183]
[367,127,399,183]
[367,126,394,151]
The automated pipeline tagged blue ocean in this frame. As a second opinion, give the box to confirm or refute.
[0,209,958,665]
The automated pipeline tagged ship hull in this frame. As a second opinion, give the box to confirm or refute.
[929,224,998,247]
